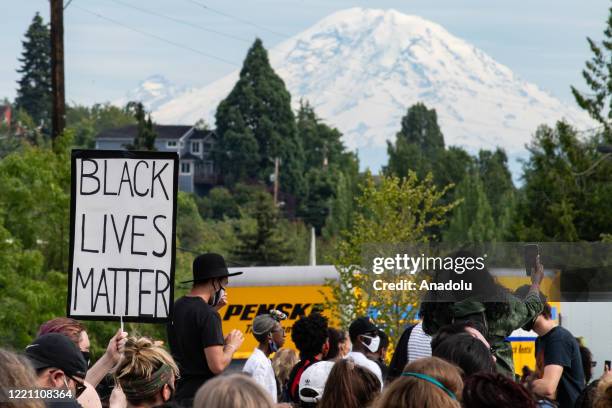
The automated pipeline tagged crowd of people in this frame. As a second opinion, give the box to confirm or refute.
[1,252,611,408]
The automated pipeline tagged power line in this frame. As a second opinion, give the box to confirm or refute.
[187,0,291,39]
[72,4,238,66]
[108,0,252,44]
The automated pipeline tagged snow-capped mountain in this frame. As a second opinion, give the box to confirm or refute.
[116,75,183,112]
[147,8,593,170]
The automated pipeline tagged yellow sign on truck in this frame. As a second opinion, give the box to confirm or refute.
[224,266,336,359]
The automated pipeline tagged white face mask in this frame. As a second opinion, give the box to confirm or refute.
[360,335,380,353]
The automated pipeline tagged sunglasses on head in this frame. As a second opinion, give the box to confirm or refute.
[65,374,87,399]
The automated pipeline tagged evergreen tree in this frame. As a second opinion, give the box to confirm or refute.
[124,102,156,151]
[231,191,292,265]
[296,100,360,233]
[66,103,136,148]
[513,122,612,241]
[571,5,612,139]
[214,106,260,183]
[477,148,516,239]
[385,102,445,179]
[443,172,497,243]
[385,102,471,189]
[215,39,305,197]
[14,13,52,132]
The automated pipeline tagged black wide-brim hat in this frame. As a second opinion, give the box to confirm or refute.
[181,253,243,284]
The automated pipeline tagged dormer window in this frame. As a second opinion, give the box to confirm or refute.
[167,141,177,148]
[191,142,200,154]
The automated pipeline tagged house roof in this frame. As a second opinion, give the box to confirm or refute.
[189,129,216,140]
[97,125,193,140]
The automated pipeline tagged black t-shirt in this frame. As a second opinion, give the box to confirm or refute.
[166,296,224,402]
[535,326,585,408]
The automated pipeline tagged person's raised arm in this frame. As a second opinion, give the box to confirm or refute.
[530,364,563,400]
[204,329,244,374]
[85,328,128,387]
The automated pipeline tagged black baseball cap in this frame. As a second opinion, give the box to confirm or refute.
[25,333,88,378]
[349,316,379,341]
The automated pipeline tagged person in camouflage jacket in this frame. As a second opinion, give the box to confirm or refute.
[421,252,545,378]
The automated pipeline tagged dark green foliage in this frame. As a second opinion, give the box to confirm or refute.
[385,102,445,180]
[197,187,240,220]
[14,13,51,134]
[177,192,207,251]
[514,122,612,241]
[476,148,516,239]
[231,191,293,265]
[0,132,71,272]
[66,103,136,148]
[385,103,472,191]
[385,102,517,242]
[296,101,360,233]
[300,168,336,233]
[443,171,497,243]
[571,5,612,139]
[124,102,156,151]
[215,39,304,197]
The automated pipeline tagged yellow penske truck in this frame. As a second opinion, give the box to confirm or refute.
[223,265,597,377]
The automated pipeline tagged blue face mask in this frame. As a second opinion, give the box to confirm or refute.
[269,338,279,353]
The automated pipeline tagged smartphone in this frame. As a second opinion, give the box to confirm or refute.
[606,360,611,371]
[524,244,540,276]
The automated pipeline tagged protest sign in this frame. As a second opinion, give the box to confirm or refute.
[67,150,178,323]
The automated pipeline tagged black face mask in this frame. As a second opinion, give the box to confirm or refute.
[82,351,91,367]
[208,280,225,307]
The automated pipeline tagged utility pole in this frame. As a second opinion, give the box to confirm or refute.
[50,0,65,140]
[273,157,280,206]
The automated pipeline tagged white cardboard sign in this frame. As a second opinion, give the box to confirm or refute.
[67,150,178,323]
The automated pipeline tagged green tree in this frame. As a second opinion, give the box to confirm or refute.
[571,5,612,139]
[476,148,516,239]
[326,172,457,344]
[322,171,359,239]
[196,187,240,220]
[443,172,497,243]
[385,103,445,180]
[514,122,612,241]
[215,39,305,197]
[0,131,71,271]
[124,102,156,151]
[14,13,51,133]
[385,103,472,193]
[296,101,360,233]
[231,191,293,265]
[215,106,260,184]
[66,103,136,148]
[176,192,207,251]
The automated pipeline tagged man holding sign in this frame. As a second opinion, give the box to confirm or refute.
[167,253,245,405]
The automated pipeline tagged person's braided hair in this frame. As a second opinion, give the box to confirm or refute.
[114,337,179,405]
[463,372,537,408]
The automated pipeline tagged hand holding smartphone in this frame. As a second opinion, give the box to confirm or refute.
[524,244,540,276]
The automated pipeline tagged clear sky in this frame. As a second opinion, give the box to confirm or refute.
[0,0,608,108]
